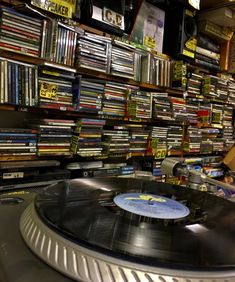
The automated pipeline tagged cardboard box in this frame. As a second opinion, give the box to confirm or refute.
[223,146,235,171]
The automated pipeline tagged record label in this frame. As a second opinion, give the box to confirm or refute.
[114,193,190,219]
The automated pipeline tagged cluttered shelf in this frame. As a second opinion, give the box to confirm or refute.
[0,49,184,97]
[0,0,232,190]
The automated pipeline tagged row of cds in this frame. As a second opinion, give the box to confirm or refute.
[0,6,171,86]
[0,7,42,57]
[2,4,235,100]
[0,56,233,129]
[71,119,184,158]
[0,119,232,162]
[75,32,171,85]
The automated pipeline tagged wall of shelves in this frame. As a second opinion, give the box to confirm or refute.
[0,0,233,189]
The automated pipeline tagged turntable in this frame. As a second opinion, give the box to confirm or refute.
[0,177,235,282]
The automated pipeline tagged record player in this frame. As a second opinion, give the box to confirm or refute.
[0,177,235,282]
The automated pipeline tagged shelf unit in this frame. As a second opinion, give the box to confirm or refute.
[0,1,233,186]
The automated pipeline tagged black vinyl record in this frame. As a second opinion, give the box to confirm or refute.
[35,178,235,271]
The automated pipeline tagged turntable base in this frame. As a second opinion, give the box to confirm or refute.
[20,201,235,282]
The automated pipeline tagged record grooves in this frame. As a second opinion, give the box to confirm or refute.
[18,178,235,281]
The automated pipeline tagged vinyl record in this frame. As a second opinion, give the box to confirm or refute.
[34,177,235,271]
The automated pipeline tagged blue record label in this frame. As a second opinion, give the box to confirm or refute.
[114,193,190,219]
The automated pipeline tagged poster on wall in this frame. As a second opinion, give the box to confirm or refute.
[130,0,165,53]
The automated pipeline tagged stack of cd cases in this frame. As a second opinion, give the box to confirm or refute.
[41,20,78,66]
[0,128,37,157]
[73,76,104,113]
[0,7,42,57]
[110,40,135,79]
[151,92,173,120]
[75,32,111,73]
[29,119,75,156]
[102,81,128,118]
[71,118,106,157]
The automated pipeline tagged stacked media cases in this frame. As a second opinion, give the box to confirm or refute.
[0,7,42,57]
[28,119,75,157]
[73,76,103,113]
[170,97,188,121]
[184,127,202,153]
[228,79,235,104]
[202,75,229,101]
[71,118,106,157]
[211,103,224,125]
[110,40,136,79]
[41,20,78,66]
[186,72,203,98]
[102,81,129,118]
[128,124,150,156]
[102,127,130,157]
[195,33,221,70]
[0,57,38,106]
[216,77,229,101]
[38,66,75,111]
[0,128,37,157]
[150,126,168,156]
[185,99,201,124]
[201,127,223,153]
[223,105,234,150]
[152,160,166,181]
[167,126,183,155]
[141,52,171,87]
[151,92,173,120]
[127,89,152,120]
[75,32,111,73]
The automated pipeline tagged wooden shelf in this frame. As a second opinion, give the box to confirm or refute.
[77,67,184,96]
[0,49,185,96]
[0,50,76,72]
[0,105,187,127]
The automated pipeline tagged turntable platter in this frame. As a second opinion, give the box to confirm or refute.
[20,178,235,282]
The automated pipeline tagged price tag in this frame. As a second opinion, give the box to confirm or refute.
[40,82,58,100]
[154,148,167,159]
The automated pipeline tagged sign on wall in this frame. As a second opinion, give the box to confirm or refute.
[31,0,76,18]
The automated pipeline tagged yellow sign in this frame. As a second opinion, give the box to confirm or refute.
[183,49,195,59]
[154,148,167,159]
[144,35,156,50]
[31,0,76,18]
[185,38,197,52]
[40,82,58,100]
[42,70,60,76]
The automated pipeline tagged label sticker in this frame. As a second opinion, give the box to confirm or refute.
[114,193,190,219]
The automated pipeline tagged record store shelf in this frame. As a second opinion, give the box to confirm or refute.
[0,104,187,128]
[0,49,184,97]
[77,67,184,97]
